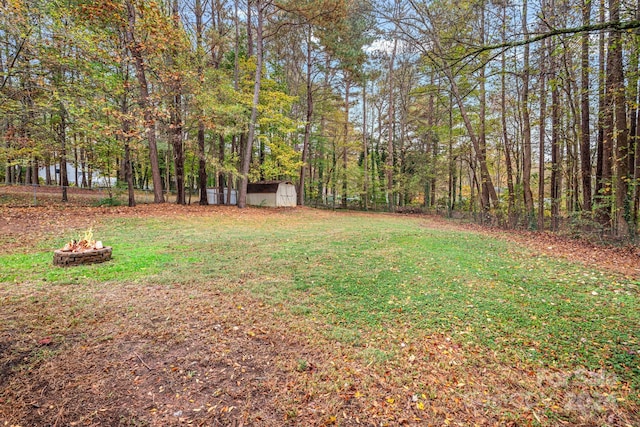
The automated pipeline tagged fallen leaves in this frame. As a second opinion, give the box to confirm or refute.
[1,202,639,426]
[38,337,53,346]
[465,223,640,279]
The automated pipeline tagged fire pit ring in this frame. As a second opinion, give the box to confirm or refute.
[53,247,112,267]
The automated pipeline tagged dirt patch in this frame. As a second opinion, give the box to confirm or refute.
[0,341,31,391]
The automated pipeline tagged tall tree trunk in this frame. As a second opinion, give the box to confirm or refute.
[633,0,640,228]
[171,93,185,205]
[478,4,494,212]
[538,39,548,231]
[123,143,135,207]
[81,148,87,188]
[45,153,52,185]
[211,0,224,68]
[599,12,615,229]
[550,42,561,232]
[165,148,171,196]
[25,161,31,186]
[521,0,534,224]
[386,38,397,212]
[59,106,68,203]
[595,0,605,200]
[227,136,236,205]
[225,0,240,205]
[3,45,12,185]
[171,0,185,205]
[298,26,313,206]
[74,145,79,186]
[238,0,263,209]
[120,39,135,207]
[580,0,592,212]
[4,127,10,185]
[26,70,38,186]
[196,0,208,205]
[362,77,368,210]
[429,73,436,207]
[246,0,253,57]
[635,83,640,230]
[197,120,207,204]
[504,4,516,226]
[561,49,580,215]
[610,0,629,237]
[316,60,330,207]
[32,158,38,185]
[342,78,350,209]
[125,0,164,203]
[448,102,454,215]
[219,135,225,204]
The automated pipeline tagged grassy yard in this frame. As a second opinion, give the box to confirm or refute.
[0,206,638,426]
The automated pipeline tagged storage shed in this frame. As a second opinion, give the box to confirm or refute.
[246,181,297,207]
[206,188,237,205]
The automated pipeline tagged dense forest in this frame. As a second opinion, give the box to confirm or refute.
[1,0,640,237]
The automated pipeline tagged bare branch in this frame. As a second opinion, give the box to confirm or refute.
[0,28,32,91]
[467,19,640,56]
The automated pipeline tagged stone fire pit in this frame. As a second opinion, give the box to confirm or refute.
[53,228,112,267]
[53,246,112,267]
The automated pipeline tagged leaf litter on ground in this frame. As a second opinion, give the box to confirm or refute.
[0,201,638,426]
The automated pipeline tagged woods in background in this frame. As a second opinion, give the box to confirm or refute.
[2,0,640,239]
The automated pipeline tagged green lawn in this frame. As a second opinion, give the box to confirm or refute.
[1,207,638,425]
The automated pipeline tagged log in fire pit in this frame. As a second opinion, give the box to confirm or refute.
[53,229,112,267]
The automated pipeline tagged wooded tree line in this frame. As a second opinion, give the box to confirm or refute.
[1,0,639,238]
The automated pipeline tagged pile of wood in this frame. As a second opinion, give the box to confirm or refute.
[60,228,103,252]
[61,238,104,252]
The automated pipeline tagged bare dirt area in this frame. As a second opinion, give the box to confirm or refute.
[1,196,639,426]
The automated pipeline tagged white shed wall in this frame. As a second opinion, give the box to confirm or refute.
[275,184,297,207]
[246,193,277,207]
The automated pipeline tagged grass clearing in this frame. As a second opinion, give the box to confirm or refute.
[0,206,638,426]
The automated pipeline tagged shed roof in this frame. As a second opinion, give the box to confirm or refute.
[247,181,293,194]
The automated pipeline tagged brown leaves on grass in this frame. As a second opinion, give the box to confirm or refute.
[0,206,103,253]
[0,284,296,426]
[504,230,640,278]
[3,183,640,278]
[37,337,52,346]
[420,214,640,279]
[0,200,313,255]
[1,203,639,425]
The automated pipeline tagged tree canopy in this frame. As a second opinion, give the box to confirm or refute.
[2,0,640,238]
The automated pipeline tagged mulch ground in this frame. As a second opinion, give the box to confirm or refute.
[1,187,639,426]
